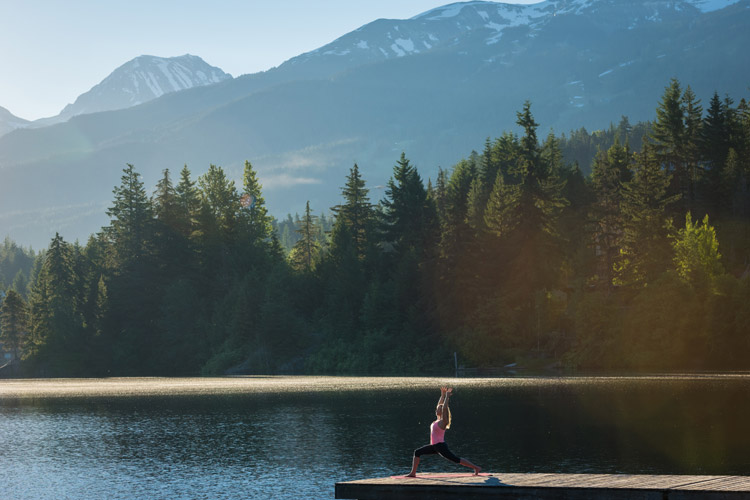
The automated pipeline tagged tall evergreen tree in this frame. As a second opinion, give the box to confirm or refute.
[330,163,374,260]
[289,201,321,273]
[682,85,703,210]
[152,168,189,276]
[382,153,432,254]
[589,141,632,287]
[198,164,241,238]
[103,164,153,265]
[649,79,687,206]
[701,92,733,210]
[241,160,273,241]
[615,143,680,286]
[27,234,85,373]
[483,102,567,343]
[1,289,28,361]
[175,164,200,238]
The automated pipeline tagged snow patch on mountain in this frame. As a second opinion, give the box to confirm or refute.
[55,54,231,121]
[688,0,741,12]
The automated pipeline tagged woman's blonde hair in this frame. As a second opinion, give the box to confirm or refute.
[436,404,452,429]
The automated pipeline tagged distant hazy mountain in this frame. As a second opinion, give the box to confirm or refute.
[0,106,29,137]
[1,0,748,248]
[31,54,232,128]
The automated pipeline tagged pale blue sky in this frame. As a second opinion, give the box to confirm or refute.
[1,0,538,120]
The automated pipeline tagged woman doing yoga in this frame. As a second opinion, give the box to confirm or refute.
[406,387,481,477]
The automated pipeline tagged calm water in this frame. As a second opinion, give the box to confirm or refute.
[1,375,749,499]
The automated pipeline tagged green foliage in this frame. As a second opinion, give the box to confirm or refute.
[0,237,35,296]
[671,213,723,285]
[241,160,273,241]
[331,163,374,260]
[589,141,632,287]
[1,288,29,360]
[288,201,322,273]
[615,144,679,286]
[12,78,750,377]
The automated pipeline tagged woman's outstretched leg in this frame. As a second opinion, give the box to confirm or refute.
[405,456,420,477]
[459,458,481,475]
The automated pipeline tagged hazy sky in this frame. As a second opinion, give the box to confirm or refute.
[1,0,538,120]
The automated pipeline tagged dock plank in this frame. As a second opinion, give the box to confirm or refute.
[335,473,750,499]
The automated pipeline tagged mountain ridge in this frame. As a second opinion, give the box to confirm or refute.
[22,54,232,129]
[1,0,748,249]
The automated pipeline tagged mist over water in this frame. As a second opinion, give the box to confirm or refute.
[1,376,748,499]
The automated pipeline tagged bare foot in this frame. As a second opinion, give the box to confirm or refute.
[405,473,416,478]
[473,466,482,476]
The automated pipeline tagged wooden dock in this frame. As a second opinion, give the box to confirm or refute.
[335,472,750,499]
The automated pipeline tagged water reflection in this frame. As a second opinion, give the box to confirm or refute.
[1,376,749,499]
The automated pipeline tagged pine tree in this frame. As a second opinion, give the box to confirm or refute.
[104,164,154,266]
[152,169,179,227]
[151,168,189,278]
[1,289,28,361]
[241,160,273,241]
[483,102,567,343]
[485,102,567,243]
[589,141,632,287]
[289,201,321,273]
[330,163,374,260]
[649,79,687,205]
[615,144,680,286]
[682,85,703,210]
[27,234,84,371]
[382,153,432,254]
[434,167,448,221]
[175,165,200,238]
[465,176,487,233]
[197,164,241,238]
[701,92,732,209]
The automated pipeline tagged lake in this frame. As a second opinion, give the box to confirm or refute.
[1,375,749,499]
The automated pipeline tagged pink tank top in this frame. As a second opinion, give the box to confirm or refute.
[430,419,446,444]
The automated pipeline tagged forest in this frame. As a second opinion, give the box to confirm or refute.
[1,78,749,376]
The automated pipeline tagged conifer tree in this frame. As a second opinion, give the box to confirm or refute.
[465,176,487,233]
[289,201,321,272]
[589,141,632,287]
[615,144,680,286]
[331,163,373,260]
[0,289,28,361]
[433,167,448,221]
[197,164,241,238]
[382,153,432,254]
[483,102,567,343]
[104,164,153,265]
[152,168,188,278]
[175,165,200,238]
[649,79,687,205]
[682,85,703,209]
[485,102,567,242]
[152,169,179,227]
[241,160,273,241]
[27,234,83,370]
[701,92,733,208]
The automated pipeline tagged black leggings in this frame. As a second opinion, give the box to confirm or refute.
[413,441,461,464]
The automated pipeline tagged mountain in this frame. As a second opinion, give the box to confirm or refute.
[31,54,232,128]
[0,106,30,137]
[1,0,748,249]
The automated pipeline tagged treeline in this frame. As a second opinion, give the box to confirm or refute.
[1,78,749,376]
